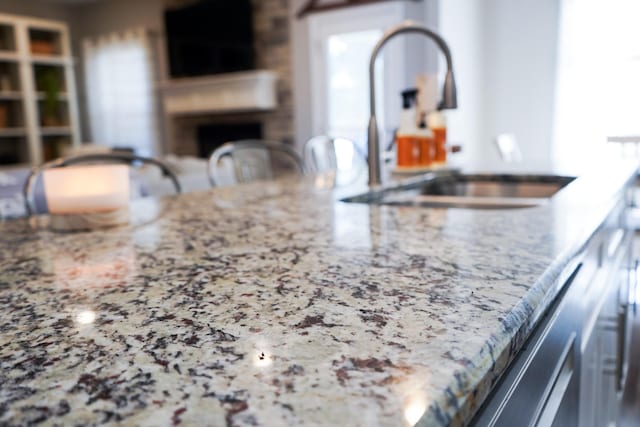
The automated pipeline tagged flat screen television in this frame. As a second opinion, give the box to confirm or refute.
[164,0,255,78]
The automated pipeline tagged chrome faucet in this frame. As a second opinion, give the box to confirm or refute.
[367,21,458,186]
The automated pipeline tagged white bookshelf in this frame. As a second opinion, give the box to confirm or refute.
[0,13,80,166]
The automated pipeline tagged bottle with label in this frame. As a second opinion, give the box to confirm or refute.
[416,113,435,168]
[396,88,420,169]
[427,110,447,166]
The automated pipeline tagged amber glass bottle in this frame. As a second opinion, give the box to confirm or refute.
[396,89,420,169]
[427,111,447,166]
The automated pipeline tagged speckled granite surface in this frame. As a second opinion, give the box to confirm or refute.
[0,165,636,426]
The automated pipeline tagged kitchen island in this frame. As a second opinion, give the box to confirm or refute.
[0,164,636,426]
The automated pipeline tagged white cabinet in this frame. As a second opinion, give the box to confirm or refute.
[579,229,632,427]
[0,13,80,166]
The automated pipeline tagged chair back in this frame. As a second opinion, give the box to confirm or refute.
[208,140,304,186]
[495,133,523,163]
[303,136,366,186]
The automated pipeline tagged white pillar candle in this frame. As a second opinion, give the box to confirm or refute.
[43,164,131,215]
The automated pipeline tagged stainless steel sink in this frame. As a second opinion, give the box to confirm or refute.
[342,173,576,209]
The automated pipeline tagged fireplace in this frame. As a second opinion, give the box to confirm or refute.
[160,0,293,158]
[197,122,263,158]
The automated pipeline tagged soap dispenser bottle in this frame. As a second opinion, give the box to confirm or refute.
[427,109,447,166]
[396,88,420,169]
[416,112,435,168]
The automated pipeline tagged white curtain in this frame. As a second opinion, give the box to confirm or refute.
[553,0,640,172]
[83,28,159,156]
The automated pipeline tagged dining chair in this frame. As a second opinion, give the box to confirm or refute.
[303,136,367,186]
[207,140,304,187]
[495,133,523,163]
[23,152,181,216]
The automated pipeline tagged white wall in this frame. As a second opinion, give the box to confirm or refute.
[437,0,484,171]
[439,0,560,172]
[73,0,164,39]
[0,0,76,22]
[481,0,560,172]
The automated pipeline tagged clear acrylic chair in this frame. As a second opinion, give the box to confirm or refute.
[207,140,304,187]
[303,136,366,186]
[495,133,523,163]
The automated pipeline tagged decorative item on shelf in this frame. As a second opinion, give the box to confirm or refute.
[30,39,56,56]
[42,137,69,162]
[38,69,62,127]
[0,103,8,128]
[0,73,11,92]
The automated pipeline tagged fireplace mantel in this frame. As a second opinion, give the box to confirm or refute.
[160,70,278,115]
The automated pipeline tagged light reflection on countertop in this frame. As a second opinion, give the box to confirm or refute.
[404,391,429,426]
[75,309,96,325]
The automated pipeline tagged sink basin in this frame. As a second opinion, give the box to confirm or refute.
[342,173,576,209]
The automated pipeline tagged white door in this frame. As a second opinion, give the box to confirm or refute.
[308,3,406,155]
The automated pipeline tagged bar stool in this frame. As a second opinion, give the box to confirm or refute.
[303,135,366,186]
[208,140,304,187]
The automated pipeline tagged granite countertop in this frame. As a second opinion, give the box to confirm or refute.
[0,164,636,426]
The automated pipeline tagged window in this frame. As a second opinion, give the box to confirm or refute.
[308,3,405,155]
[83,29,158,156]
[553,0,640,171]
[326,29,384,148]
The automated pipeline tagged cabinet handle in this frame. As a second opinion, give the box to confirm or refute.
[534,333,576,427]
[633,259,638,315]
[607,229,625,258]
[616,305,628,392]
[615,257,636,392]
[602,356,617,377]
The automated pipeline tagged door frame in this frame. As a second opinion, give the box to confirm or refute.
[307,2,406,140]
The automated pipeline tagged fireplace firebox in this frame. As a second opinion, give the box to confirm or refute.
[197,122,263,158]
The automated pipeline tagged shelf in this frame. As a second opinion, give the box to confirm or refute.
[30,55,70,66]
[0,127,26,137]
[40,126,71,136]
[0,14,77,165]
[607,135,640,144]
[36,91,68,101]
[0,91,22,100]
[0,51,18,62]
[162,70,278,115]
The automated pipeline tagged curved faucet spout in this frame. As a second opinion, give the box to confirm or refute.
[367,20,458,186]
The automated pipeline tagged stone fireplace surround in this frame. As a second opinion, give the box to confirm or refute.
[161,0,294,159]
[161,71,278,157]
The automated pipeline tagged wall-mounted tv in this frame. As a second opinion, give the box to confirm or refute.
[164,0,255,78]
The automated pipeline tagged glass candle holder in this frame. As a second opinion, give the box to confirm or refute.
[42,164,131,230]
